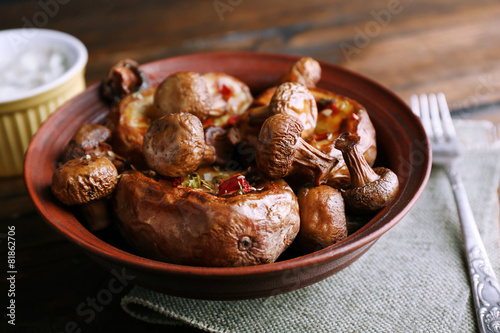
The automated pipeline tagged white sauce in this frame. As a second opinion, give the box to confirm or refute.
[0,46,69,100]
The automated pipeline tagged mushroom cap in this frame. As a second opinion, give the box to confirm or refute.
[334,132,360,151]
[71,124,111,148]
[256,113,304,179]
[62,124,112,162]
[279,57,322,88]
[342,167,399,213]
[154,71,212,120]
[101,58,149,104]
[143,112,205,177]
[51,155,118,206]
[270,82,318,139]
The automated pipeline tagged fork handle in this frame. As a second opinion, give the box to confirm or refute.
[446,166,500,332]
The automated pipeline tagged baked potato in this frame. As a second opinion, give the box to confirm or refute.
[108,87,156,168]
[203,72,253,119]
[113,170,300,267]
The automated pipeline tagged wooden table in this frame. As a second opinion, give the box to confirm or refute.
[1,0,499,332]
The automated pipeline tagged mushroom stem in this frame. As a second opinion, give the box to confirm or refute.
[335,133,379,188]
[79,199,112,232]
[293,138,336,185]
[256,113,336,185]
[334,132,399,213]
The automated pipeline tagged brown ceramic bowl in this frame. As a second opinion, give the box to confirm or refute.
[24,52,431,300]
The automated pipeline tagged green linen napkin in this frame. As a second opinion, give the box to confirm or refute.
[121,120,500,333]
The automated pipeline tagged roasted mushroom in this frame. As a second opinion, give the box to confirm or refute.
[296,185,347,253]
[203,125,234,166]
[247,82,318,139]
[51,155,119,231]
[256,113,337,185]
[52,155,118,205]
[63,124,111,159]
[62,123,125,172]
[334,133,399,213]
[154,71,223,120]
[113,170,300,267]
[143,112,206,177]
[279,57,321,88]
[101,58,149,104]
[252,57,321,107]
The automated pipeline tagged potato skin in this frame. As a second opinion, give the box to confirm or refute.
[108,87,156,168]
[113,171,300,267]
[296,185,347,253]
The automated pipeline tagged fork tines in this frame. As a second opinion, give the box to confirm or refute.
[410,93,457,143]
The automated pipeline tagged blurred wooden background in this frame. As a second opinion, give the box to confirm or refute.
[1,0,500,332]
[1,0,500,112]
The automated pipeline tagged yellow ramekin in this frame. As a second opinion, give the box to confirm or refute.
[0,29,88,177]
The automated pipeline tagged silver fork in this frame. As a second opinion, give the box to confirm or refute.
[411,93,500,333]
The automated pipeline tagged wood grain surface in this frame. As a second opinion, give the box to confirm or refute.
[1,0,499,332]
[1,0,500,110]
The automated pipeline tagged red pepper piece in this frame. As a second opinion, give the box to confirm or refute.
[219,84,232,101]
[224,115,240,128]
[327,101,339,112]
[202,118,215,128]
[171,177,184,187]
[217,174,251,196]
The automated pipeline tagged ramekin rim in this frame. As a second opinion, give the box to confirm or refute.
[0,28,88,104]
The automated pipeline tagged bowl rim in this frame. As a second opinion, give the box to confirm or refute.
[24,50,431,279]
[0,28,88,105]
